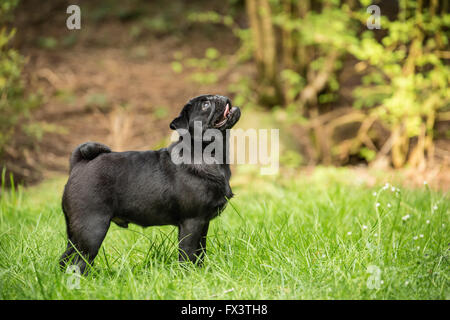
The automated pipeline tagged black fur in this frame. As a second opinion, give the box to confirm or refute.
[60,95,241,273]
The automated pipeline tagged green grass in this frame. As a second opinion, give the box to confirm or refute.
[0,168,448,299]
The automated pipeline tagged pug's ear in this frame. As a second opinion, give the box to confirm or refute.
[170,103,191,130]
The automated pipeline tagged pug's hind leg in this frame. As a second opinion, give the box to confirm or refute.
[59,212,111,275]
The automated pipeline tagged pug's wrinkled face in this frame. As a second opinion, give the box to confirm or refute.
[170,95,241,133]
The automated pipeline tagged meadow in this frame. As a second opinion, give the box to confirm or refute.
[0,168,448,299]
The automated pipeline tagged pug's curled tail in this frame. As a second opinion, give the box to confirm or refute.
[69,142,111,173]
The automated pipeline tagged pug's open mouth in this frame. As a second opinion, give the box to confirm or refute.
[214,103,238,128]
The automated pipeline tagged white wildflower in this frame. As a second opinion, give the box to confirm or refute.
[402,214,410,221]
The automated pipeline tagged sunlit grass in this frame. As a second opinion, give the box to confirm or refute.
[0,168,448,299]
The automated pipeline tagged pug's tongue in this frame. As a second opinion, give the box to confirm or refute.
[224,103,230,118]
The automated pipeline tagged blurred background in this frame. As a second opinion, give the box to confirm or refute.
[0,0,449,188]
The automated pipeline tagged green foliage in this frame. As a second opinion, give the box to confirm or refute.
[172,47,227,85]
[185,0,449,168]
[0,0,41,155]
[279,149,303,167]
[177,9,253,88]
[171,61,183,74]
[153,106,169,120]
[280,69,305,107]
[85,93,109,112]
[227,76,259,109]
[349,1,449,167]
[359,147,376,162]
[36,36,58,50]
[351,22,449,133]
[23,122,67,141]
[0,0,19,24]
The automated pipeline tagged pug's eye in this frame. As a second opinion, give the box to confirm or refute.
[202,101,211,110]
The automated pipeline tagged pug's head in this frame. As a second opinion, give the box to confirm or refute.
[169,95,241,133]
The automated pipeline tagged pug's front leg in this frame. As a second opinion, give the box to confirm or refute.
[178,218,209,265]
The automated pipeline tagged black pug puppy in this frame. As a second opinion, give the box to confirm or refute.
[60,94,241,273]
